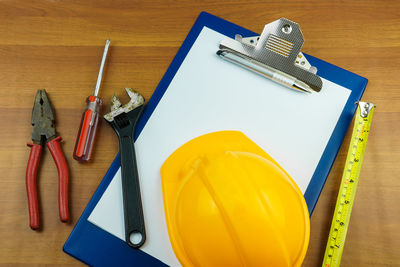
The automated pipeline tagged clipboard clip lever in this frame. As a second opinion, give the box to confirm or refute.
[217,18,323,93]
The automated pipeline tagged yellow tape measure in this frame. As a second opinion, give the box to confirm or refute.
[322,102,375,267]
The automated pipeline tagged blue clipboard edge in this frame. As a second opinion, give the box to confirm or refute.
[63,11,367,266]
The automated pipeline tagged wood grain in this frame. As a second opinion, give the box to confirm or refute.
[0,0,398,266]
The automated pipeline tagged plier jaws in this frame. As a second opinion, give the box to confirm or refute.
[26,89,69,230]
[31,89,56,144]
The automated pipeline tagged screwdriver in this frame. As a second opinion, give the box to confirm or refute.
[73,39,110,162]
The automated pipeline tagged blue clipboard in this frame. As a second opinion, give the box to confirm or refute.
[63,11,367,266]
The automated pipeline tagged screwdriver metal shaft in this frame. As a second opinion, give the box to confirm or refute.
[95,39,110,97]
[73,39,110,162]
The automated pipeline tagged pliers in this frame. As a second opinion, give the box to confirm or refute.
[26,89,69,230]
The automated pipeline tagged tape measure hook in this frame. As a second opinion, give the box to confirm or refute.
[357,102,375,118]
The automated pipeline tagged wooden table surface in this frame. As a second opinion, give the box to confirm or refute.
[0,0,399,266]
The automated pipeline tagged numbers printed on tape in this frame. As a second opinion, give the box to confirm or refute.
[322,102,375,267]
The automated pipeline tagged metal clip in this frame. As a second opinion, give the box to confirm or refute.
[217,18,323,93]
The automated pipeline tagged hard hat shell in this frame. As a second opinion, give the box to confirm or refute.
[161,131,310,267]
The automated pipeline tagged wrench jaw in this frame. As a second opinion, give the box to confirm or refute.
[104,88,145,123]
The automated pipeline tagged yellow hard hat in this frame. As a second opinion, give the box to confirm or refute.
[161,131,310,267]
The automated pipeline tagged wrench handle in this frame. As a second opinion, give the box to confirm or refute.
[119,133,146,248]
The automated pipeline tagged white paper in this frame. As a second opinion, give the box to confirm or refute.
[88,27,351,266]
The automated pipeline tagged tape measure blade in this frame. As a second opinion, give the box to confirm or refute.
[322,102,374,267]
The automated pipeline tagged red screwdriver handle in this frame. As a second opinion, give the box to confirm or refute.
[47,136,69,222]
[73,96,102,162]
[26,143,42,230]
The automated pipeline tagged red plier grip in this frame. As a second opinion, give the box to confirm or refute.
[26,143,42,230]
[47,136,69,222]
[26,137,69,230]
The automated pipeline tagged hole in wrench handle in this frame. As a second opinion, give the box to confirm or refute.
[128,230,145,248]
